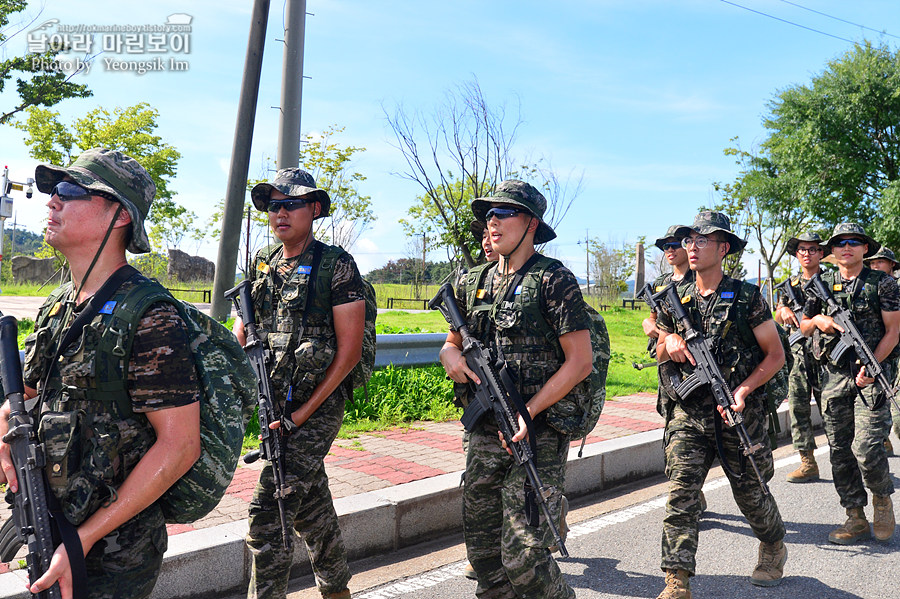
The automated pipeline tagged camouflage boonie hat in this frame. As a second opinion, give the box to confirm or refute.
[826,223,880,258]
[250,167,330,217]
[35,148,156,254]
[864,246,899,268]
[689,210,746,255]
[786,232,829,257]
[470,179,556,244]
[654,224,691,250]
[469,219,486,240]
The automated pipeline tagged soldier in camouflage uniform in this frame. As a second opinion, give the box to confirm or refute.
[862,246,900,456]
[236,168,364,599]
[0,148,202,599]
[774,233,827,482]
[655,211,787,598]
[642,225,693,365]
[800,223,898,544]
[440,180,592,598]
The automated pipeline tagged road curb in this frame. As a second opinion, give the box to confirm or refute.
[0,402,819,599]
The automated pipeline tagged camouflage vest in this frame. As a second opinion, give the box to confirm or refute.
[251,240,357,403]
[461,255,594,436]
[668,276,766,405]
[26,277,161,526]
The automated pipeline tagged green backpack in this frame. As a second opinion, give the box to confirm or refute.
[100,281,257,524]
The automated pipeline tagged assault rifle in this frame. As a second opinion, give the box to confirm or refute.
[429,282,568,557]
[0,315,62,599]
[226,280,293,550]
[651,283,770,496]
[805,273,899,410]
[774,278,807,346]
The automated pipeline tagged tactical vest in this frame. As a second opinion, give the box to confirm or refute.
[814,267,892,366]
[668,276,765,404]
[460,255,591,435]
[25,276,160,526]
[250,240,345,404]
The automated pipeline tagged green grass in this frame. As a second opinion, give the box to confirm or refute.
[376,310,448,334]
[371,283,441,309]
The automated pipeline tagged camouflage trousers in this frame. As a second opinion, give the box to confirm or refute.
[463,417,574,599]
[787,342,822,451]
[247,391,351,599]
[661,401,784,575]
[80,505,167,599]
[820,362,894,508]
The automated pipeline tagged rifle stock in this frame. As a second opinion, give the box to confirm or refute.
[774,278,806,347]
[225,280,294,550]
[429,282,569,557]
[0,315,62,599]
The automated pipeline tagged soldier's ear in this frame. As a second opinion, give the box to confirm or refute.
[313,202,321,219]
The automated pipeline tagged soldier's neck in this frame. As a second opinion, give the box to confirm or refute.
[694,267,724,297]
[672,263,690,280]
[68,251,130,304]
[838,261,864,280]
[800,264,820,279]
[498,246,536,273]
[282,235,315,259]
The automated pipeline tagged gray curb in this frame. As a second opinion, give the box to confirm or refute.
[0,403,820,599]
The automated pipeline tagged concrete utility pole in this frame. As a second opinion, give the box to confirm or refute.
[634,241,645,298]
[210,0,271,321]
[276,0,307,170]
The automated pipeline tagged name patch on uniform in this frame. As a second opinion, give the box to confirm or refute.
[296,265,312,275]
[99,301,117,315]
[833,284,843,292]
[49,302,62,317]
[476,289,487,299]
[257,262,270,274]
[721,291,735,299]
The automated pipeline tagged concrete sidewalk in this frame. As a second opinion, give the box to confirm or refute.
[1,392,676,598]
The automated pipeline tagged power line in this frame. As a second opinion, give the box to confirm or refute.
[720,0,856,44]
[776,0,900,41]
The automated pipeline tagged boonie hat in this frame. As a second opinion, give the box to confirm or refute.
[826,223,880,258]
[864,246,899,268]
[251,167,330,218]
[654,225,691,251]
[786,232,829,257]
[688,211,746,255]
[470,180,556,244]
[35,147,156,254]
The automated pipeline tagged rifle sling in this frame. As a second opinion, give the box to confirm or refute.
[712,405,747,482]
[46,482,88,599]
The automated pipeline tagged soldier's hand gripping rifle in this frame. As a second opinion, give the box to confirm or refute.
[429,282,569,557]
[774,278,807,346]
[805,273,899,411]
[652,283,771,496]
[225,281,293,550]
[0,315,62,599]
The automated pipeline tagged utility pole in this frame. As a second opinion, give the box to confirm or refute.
[584,229,590,296]
[276,0,307,170]
[210,0,271,321]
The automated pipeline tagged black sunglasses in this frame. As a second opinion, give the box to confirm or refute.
[51,181,118,203]
[485,207,525,220]
[267,199,310,213]
[833,238,866,248]
[661,241,682,251]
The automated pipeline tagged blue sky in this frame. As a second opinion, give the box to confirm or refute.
[1,0,899,278]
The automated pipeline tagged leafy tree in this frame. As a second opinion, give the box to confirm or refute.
[588,238,636,304]
[15,103,184,250]
[762,41,900,248]
[0,1,92,125]
[385,78,580,267]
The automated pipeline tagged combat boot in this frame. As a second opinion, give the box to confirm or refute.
[886,438,895,457]
[323,590,351,599]
[786,450,819,483]
[873,495,896,541]
[548,495,570,554]
[656,569,691,599]
[463,562,477,580]
[828,507,871,545]
[750,540,787,587]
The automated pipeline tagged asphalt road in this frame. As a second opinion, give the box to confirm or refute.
[271,436,900,599]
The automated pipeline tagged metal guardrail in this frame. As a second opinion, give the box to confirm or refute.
[18,333,447,374]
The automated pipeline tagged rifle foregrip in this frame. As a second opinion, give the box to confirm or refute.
[430,282,467,331]
[226,279,258,327]
[0,315,24,397]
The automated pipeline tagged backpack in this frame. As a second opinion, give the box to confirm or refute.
[100,281,257,524]
[257,242,377,392]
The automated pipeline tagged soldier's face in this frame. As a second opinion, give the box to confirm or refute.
[869,258,894,274]
[831,236,867,268]
[267,190,320,245]
[661,238,688,267]
[486,202,535,255]
[795,243,823,268]
[481,229,497,262]
[45,182,121,253]
[684,232,728,271]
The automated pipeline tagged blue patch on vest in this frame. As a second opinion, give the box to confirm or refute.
[721,291,735,299]
[514,285,522,295]
[297,265,312,275]
[99,300,117,315]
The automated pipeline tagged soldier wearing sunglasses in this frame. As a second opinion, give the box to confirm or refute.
[236,168,365,599]
[799,223,898,545]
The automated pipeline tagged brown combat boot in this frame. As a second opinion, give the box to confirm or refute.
[656,569,691,599]
[873,495,896,541]
[786,450,819,483]
[750,540,787,587]
[463,562,477,580]
[548,495,570,554]
[828,507,871,544]
[323,590,351,599]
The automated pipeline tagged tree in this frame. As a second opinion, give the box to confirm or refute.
[588,238,635,304]
[385,78,580,267]
[15,103,184,251]
[0,1,92,125]
[762,41,900,248]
